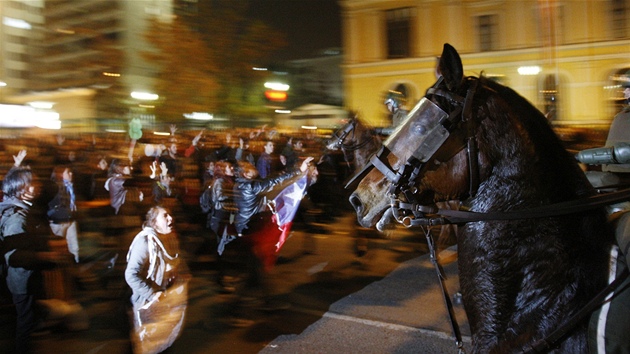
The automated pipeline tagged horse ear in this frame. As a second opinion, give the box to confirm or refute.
[438,43,464,91]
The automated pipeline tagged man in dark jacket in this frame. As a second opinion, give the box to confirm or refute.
[234,157,313,236]
[1,153,60,353]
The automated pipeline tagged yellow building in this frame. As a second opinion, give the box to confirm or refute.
[340,0,630,132]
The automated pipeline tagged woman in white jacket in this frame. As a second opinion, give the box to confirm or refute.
[125,206,188,354]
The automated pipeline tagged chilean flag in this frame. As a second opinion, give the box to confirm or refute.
[248,175,309,272]
[269,175,309,251]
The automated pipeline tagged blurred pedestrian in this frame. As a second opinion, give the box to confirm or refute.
[219,157,314,324]
[0,151,64,353]
[47,165,80,263]
[280,137,303,172]
[235,137,255,166]
[104,158,144,215]
[256,140,275,178]
[125,206,189,354]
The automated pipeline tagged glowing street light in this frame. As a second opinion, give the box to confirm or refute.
[517,66,541,76]
[264,82,290,91]
[131,91,159,100]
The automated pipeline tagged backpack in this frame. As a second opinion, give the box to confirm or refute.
[200,185,213,214]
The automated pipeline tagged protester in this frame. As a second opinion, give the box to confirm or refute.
[256,140,275,178]
[104,158,144,215]
[0,151,64,353]
[235,137,256,165]
[157,125,182,179]
[202,157,215,189]
[207,161,238,293]
[149,161,175,206]
[214,132,237,163]
[89,156,110,201]
[215,156,314,326]
[47,165,80,263]
[209,161,237,241]
[280,137,303,172]
[234,157,314,237]
[125,206,189,354]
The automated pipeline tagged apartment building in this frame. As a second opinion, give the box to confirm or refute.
[0,0,172,128]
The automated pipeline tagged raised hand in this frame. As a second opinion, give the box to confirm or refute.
[149,161,158,179]
[13,150,26,167]
[192,129,204,146]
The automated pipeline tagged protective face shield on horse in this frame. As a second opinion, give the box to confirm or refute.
[348,79,474,230]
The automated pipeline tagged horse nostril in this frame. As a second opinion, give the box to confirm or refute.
[349,193,363,212]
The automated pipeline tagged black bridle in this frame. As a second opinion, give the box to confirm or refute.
[329,117,379,169]
[347,76,482,227]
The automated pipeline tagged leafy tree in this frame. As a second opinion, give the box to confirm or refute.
[142,17,220,122]
[142,1,287,124]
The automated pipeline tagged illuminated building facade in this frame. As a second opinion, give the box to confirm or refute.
[340,0,630,129]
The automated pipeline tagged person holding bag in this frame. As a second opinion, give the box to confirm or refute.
[124,206,189,354]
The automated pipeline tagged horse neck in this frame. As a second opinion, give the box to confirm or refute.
[467,113,591,212]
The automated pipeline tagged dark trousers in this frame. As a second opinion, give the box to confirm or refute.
[13,293,36,353]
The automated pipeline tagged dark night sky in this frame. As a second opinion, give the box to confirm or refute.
[248,0,342,61]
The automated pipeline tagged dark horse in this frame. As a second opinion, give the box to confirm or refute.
[348,43,617,353]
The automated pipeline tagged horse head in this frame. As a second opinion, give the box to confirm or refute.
[349,43,592,231]
[348,44,480,230]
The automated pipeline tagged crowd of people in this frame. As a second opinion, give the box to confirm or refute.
[0,125,351,353]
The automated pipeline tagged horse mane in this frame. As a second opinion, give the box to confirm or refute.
[474,75,594,202]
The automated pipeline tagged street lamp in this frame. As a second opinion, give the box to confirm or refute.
[131,91,159,100]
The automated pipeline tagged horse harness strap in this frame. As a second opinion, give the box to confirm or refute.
[331,118,379,172]
[421,227,466,354]
[397,187,630,227]
[521,267,630,354]
[463,79,480,197]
